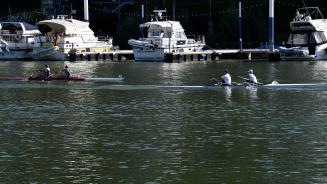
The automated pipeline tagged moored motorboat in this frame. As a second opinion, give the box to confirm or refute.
[280,7,327,61]
[30,15,113,61]
[0,22,40,60]
[128,10,205,62]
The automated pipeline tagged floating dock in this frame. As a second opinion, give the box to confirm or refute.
[166,49,280,62]
[69,50,134,62]
[68,49,280,62]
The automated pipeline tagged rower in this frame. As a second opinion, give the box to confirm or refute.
[42,64,51,79]
[63,65,70,79]
[220,69,232,86]
[246,69,258,84]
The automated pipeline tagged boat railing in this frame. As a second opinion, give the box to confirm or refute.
[98,36,113,42]
[1,35,25,43]
[61,41,112,49]
[294,7,325,21]
[187,35,205,44]
[139,37,163,45]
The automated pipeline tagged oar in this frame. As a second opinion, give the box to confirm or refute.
[209,77,222,86]
[238,76,263,85]
[29,69,44,77]
[42,73,54,81]
[237,76,247,80]
[209,77,219,82]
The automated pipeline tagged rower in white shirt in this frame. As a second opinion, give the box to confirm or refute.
[220,69,232,86]
[247,69,258,83]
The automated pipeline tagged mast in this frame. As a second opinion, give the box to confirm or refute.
[141,4,145,38]
[84,0,89,22]
[269,0,274,52]
[173,0,175,21]
[239,1,243,51]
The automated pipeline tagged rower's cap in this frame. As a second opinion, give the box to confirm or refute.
[45,64,48,67]
[65,65,68,68]
[225,69,229,73]
[248,69,253,74]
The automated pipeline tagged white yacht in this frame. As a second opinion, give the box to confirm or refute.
[279,7,327,61]
[0,22,40,60]
[128,10,205,61]
[31,15,113,61]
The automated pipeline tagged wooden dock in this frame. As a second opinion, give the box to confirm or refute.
[68,49,280,62]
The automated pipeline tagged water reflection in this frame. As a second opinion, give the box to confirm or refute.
[246,86,258,100]
[1,61,327,183]
[223,86,232,101]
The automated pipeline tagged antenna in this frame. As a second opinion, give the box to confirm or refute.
[9,3,12,21]
[301,0,310,15]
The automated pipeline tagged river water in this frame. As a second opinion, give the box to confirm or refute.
[1,60,327,183]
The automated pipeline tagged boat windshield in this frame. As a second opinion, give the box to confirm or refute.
[314,32,327,44]
[163,31,172,38]
[287,33,316,46]
[148,30,164,38]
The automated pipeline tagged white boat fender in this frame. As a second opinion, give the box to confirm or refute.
[271,81,279,84]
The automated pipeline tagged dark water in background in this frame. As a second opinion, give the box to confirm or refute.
[1,60,327,183]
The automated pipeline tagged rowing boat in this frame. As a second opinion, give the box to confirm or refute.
[263,83,327,88]
[0,76,124,82]
[156,83,254,90]
[156,82,327,89]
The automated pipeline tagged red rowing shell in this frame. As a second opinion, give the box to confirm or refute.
[0,77,26,80]
[27,76,85,81]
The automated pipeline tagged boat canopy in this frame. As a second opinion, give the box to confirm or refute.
[290,7,327,32]
[1,22,38,31]
[0,22,40,35]
[37,18,95,36]
[140,21,184,30]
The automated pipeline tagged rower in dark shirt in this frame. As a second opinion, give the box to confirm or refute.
[63,65,70,79]
[42,64,51,79]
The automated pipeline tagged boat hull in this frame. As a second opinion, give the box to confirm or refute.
[28,76,124,82]
[0,49,34,60]
[0,76,124,82]
[157,83,327,89]
[132,46,205,62]
[31,47,68,61]
[280,45,327,61]
[28,76,84,81]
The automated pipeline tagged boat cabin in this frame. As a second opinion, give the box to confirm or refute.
[0,22,40,50]
[287,7,327,48]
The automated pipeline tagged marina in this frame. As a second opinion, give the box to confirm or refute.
[0,0,282,62]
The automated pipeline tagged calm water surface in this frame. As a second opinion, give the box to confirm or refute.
[1,60,327,183]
